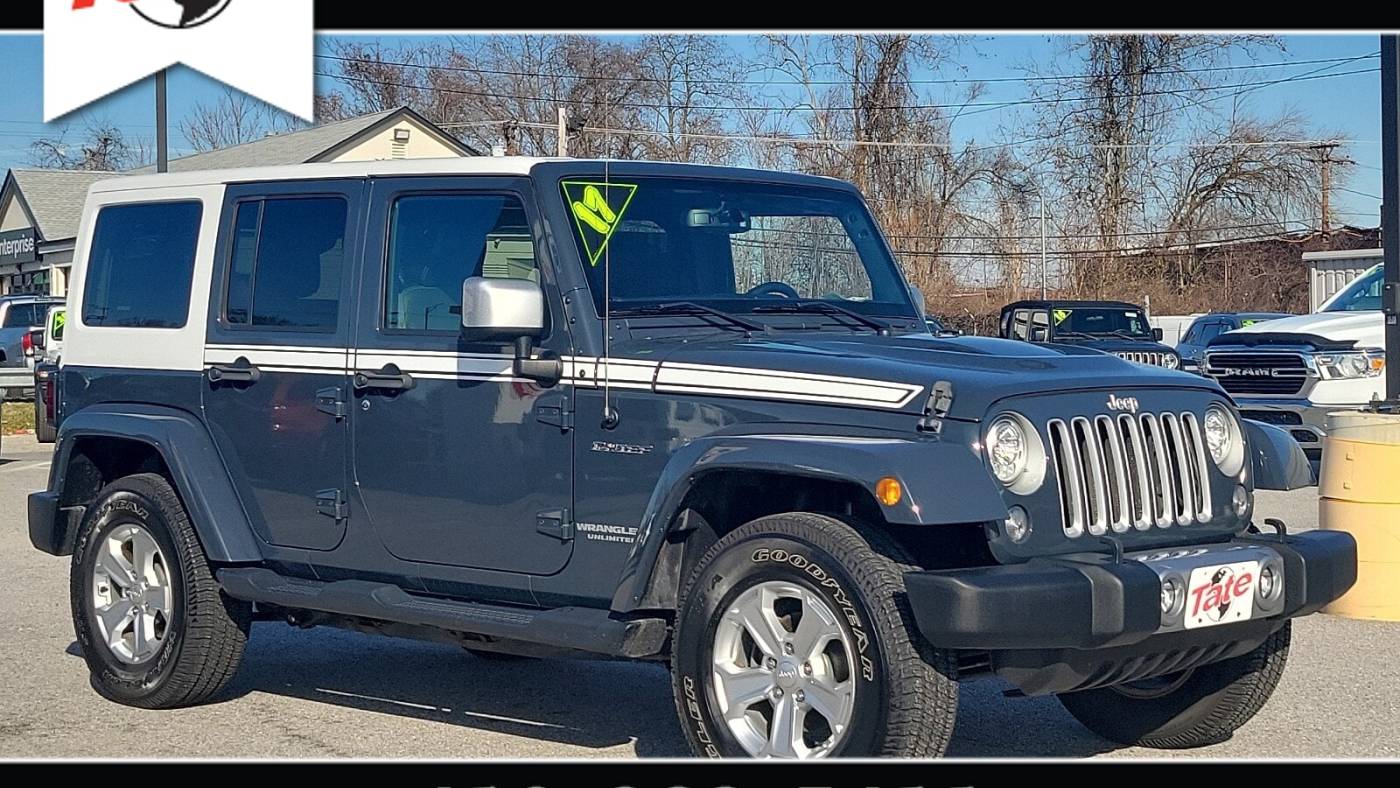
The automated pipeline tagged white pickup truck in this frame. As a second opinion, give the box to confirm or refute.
[1203,263,1386,464]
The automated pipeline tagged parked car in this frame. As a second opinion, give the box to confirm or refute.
[0,295,64,401]
[32,305,65,443]
[1204,263,1386,466]
[924,315,962,338]
[999,299,1183,369]
[28,158,1353,759]
[1177,312,1293,373]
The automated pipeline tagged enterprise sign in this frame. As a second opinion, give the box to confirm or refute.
[0,228,37,265]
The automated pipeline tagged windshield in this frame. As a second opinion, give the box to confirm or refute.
[1322,265,1383,313]
[1053,307,1153,339]
[558,176,917,321]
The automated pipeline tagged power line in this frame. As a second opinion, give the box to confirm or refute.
[316,64,1378,115]
[316,51,1379,88]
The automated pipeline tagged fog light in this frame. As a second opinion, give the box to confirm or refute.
[1004,506,1031,543]
[875,477,903,507]
[1161,577,1183,615]
[1232,485,1251,517]
[1259,565,1280,600]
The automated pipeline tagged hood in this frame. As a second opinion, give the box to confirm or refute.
[1226,311,1384,348]
[611,332,1221,421]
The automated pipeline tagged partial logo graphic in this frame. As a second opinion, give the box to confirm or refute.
[72,1,232,29]
[1106,393,1140,414]
[47,0,314,123]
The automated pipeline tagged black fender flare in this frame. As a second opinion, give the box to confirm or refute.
[48,403,263,562]
[1244,418,1315,491]
[609,432,1008,612]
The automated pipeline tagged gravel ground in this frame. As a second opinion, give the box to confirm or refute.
[2,432,1395,759]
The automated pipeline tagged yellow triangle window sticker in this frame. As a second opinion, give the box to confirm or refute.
[562,180,638,267]
[1052,309,1072,325]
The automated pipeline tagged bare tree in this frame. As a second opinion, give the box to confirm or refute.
[28,122,148,171]
[180,89,302,152]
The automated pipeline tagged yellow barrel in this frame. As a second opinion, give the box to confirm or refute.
[1318,411,1400,621]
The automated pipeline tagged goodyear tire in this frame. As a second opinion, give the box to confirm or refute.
[671,512,958,758]
[71,473,252,708]
[1058,621,1291,748]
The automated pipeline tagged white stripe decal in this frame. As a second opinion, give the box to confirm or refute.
[200,347,925,409]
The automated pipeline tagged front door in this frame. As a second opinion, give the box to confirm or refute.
[203,180,364,551]
[349,177,574,575]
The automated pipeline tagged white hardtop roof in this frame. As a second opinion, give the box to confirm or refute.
[88,156,834,195]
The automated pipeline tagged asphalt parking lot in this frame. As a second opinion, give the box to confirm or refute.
[2,431,1397,759]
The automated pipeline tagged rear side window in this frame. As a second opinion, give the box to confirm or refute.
[82,201,203,328]
[225,197,348,331]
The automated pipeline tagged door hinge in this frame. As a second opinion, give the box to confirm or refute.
[315,386,348,420]
[316,489,349,522]
[535,393,574,431]
[536,508,574,541]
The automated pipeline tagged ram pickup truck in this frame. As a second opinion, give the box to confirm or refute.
[1204,263,1385,464]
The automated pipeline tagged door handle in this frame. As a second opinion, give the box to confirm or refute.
[206,358,262,386]
[353,364,415,393]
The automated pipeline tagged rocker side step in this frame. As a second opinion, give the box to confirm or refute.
[216,567,667,658]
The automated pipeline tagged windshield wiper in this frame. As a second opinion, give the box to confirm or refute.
[750,301,892,335]
[612,302,766,332]
[1107,330,1151,341]
[1051,330,1098,340]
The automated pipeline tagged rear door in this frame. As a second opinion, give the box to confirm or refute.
[202,180,366,552]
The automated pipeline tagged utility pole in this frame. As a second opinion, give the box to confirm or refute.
[1380,37,1400,403]
[1039,192,1048,299]
[155,69,168,173]
[1310,141,1355,247]
[557,107,568,158]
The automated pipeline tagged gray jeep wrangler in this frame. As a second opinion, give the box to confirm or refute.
[29,158,1356,758]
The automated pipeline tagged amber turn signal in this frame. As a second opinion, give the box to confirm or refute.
[875,477,903,507]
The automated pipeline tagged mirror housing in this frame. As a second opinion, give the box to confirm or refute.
[460,277,559,387]
[1153,327,1165,342]
[1030,326,1049,342]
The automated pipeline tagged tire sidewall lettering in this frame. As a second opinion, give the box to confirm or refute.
[750,547,875,682]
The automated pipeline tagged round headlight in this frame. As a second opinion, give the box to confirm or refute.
[1203,405,1245,477]
[987,417,1028,484]
[1163,353,1180,370]
[1203,407,1234,463]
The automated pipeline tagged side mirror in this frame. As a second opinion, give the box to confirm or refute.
[910,286,926,316]
[29,328,45,352]
[460,277,560,387]
[1153,327,1165,342]
[1030,327,1049,342]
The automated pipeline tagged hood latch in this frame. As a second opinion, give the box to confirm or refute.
[917,380,954,434]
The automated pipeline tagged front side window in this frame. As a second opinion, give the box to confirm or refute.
[82,201,202,328]
[384,194,538,332]
[225,197,348,330]
[1323,265,1383,313]
[557,176,915,319]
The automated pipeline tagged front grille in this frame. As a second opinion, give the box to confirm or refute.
[1205,352,1309,395]
[1048,412,1212,538]
[1115,351,1169,367]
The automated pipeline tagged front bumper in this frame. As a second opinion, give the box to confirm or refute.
[1234,398,1369,454]
[905,530,1356,693]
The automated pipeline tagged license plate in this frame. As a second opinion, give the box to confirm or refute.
[1184,560,1259,630]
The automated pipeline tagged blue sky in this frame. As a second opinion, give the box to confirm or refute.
[0,32,1384,224]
